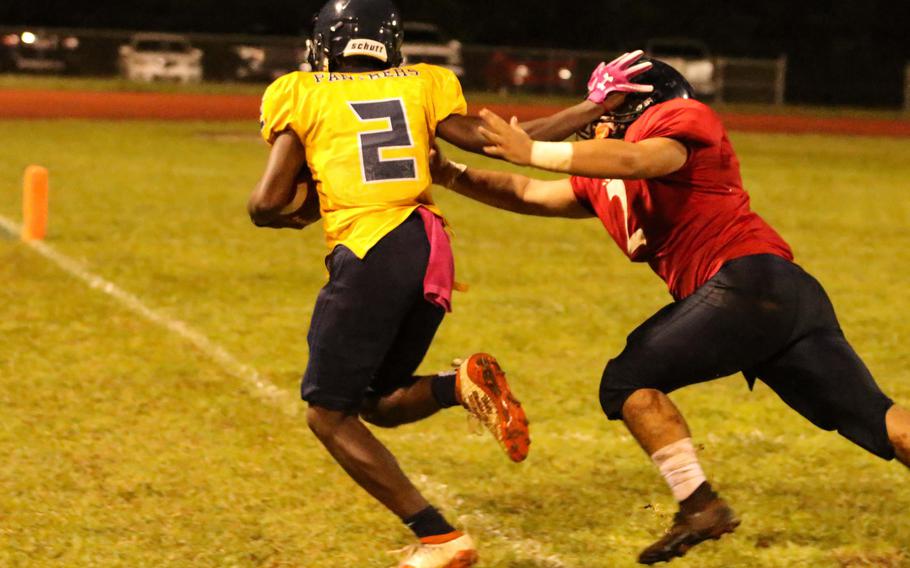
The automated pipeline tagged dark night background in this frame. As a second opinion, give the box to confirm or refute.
[2,0,909,107]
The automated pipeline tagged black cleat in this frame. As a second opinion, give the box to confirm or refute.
[637,498,740,565]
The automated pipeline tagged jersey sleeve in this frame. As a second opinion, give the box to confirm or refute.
[635,101,722,148]
[259,73,300,145]
[426,66,467,123]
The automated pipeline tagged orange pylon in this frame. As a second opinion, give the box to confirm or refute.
[21,165,49,241]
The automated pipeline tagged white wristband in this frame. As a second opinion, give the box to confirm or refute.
[529,141,574,172]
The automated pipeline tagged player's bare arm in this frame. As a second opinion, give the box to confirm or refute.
[430,145,592,219]
[435,50,654,155]
[247,130,310,229]
[478,108,688,179]
[435,99,606,154]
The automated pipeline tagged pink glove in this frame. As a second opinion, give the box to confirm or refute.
[586,50,655,105]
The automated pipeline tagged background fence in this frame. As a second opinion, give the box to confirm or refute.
[715,56,787,106]
[2,26,790,105]
[906,63,910,112]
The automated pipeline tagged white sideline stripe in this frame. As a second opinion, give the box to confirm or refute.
[0,214,299,416]
[1,213,570,567]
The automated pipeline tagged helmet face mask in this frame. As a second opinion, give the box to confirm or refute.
[577,58,695,140]
[308,0,404,72]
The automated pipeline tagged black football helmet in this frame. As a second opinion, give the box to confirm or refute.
[578,57,695,140]
[307,0,404,72]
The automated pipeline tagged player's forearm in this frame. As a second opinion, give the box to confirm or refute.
[247,190,282,226]
[530,138,660,179]
[248,201,280,227]
[520,100,605,142]
[249,129,309,227]
[254,214,308,230]
[438,162,542,216]
[248,180,295,227]
[437,101,605,154]
[568,139,647,178]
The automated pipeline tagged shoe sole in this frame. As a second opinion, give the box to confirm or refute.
[469,353,531,463]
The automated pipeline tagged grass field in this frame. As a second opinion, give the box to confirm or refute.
[2,118,910,568]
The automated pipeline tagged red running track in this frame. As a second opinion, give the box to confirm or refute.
[2,89,909,137]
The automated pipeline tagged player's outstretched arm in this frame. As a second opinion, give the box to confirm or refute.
[436,50,655,156]
[479,109,688,180]
[520,49,653,142]
[430,145,592,219]
[436,101,605,155]
[248,130,310,229]
[519,98,619,141]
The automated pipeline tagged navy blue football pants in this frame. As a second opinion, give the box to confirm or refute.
[301,214,444,413]
[599,254,895,460]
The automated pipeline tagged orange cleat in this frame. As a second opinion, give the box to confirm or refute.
[456,353,531,462]
[395,533,478,568]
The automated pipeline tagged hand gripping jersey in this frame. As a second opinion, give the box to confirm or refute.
[260,64,467,258]
[571,98,793,300]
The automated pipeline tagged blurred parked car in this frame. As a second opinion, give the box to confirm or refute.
[484,51,577,94]
[1,29,79,73]
[401,22,462,76]
[645,38,716,97]
[119,33,203,83]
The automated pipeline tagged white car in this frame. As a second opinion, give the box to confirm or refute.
[401,22,463,77]
[119,33,203,83]
[645,38,716,97]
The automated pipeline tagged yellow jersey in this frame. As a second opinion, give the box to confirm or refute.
[259,64,467,258]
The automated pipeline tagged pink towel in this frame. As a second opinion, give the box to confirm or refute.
[416,207,455,312]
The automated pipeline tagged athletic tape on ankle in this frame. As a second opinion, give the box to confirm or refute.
[530,141,574,172]
[651,437,707,502]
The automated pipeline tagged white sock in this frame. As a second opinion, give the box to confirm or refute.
[650,437,707,502]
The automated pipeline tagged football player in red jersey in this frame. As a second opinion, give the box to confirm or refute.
[430,54,910,565]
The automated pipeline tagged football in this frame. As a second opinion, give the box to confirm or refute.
[280,167,321,227]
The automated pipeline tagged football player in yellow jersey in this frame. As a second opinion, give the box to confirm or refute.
[246,0,609,565]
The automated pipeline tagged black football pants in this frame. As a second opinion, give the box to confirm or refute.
[599,254,895,460]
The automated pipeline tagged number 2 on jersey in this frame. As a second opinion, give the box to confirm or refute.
[348,98,418,184]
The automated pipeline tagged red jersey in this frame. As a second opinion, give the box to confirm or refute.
[570,98,793,300]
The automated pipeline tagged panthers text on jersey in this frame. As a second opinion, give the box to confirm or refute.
[260,64,467,258]
[570,98,793,300]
